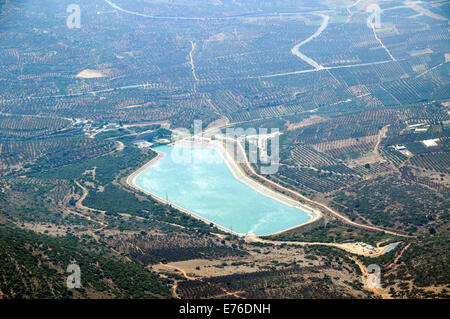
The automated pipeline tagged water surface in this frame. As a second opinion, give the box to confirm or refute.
[135,145,312,235]
[385,244,398,253]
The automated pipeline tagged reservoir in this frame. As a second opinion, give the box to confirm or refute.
[385,244,398,253]
[134,145,313,235]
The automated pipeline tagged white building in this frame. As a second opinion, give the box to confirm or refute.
[133,140,153,148]
[422,139,439,147]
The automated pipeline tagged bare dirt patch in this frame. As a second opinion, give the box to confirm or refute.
[409,48,433,57]
[76,69,106,79]
[152,244,319,279]
[287,115,326,131]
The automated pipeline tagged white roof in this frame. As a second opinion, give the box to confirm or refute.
[408,123,426,128]
[422,139,438,147]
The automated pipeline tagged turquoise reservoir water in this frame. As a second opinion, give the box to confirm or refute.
[385,244,397,253]
[135,145,312,235]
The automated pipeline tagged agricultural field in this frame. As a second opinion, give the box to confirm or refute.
[0,0,448,300]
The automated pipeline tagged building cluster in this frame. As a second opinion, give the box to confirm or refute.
[133,140,153,149]
[407,123,430,133]
[72,119,121,138]
[354,242,379,255]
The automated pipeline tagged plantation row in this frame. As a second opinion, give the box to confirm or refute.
[0,114,74,140]
[320,141,375,160]
[352,162,393,176]
[317,164,360,176]
[399,103,450,124]
[410,152,450,173]
[177,264,353,299]
[285,143,334,167]
[226,102,306,123]
[328,110,398,126]
[313,135,377,153]
[359,93,383,107]
[332,175,448,234]
[116,231,247,265]
[0,90,214,129]
[380,147,409,166]
[400,166,449,193]
[277,166,353,193]
[381,78,429,105]
[0,137,114,171]
[312,85,350,108]
[288,112,397,145]
[312,135,377,159]
[0,115,69,132]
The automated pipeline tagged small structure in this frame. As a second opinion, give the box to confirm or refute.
[394,145,406,151]
[154,138,171,145]
[407,123,430,132]
[408,123,426,128]
[105,123,120,129]
[133,140,153,148]
[72,119,91,127]
[422,139,439,147]
[354,242,379,255]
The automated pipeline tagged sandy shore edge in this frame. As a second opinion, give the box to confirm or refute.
[126,148,243,236]
[126,140,322,236]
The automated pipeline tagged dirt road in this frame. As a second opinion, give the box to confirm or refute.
[218,136,412,238]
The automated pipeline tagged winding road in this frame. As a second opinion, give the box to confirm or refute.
[367,14,396,62]
[214,134,413,238]
[291,13,329,70]
[189,40,199,85]
[104,0,309,21]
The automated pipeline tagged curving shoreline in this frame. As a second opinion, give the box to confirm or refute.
[126,139,322,237]
[126,148,245,236]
